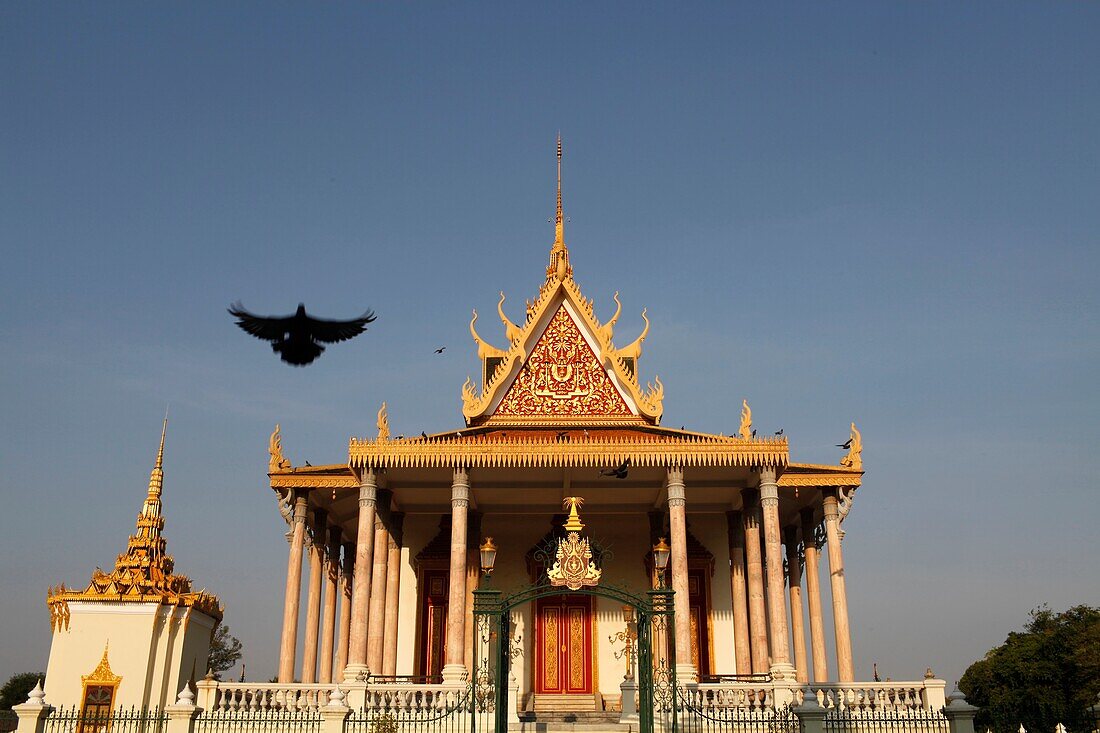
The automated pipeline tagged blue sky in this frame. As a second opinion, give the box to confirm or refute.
[1,2,1098,686]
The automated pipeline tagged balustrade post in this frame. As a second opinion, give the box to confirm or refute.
[194,674,218,712]
[943,687,979,733]
[795,688,828,733]
[12,681,50,733]
[319,687,350,733]
[924,676,947,711]
[165,685,201,733]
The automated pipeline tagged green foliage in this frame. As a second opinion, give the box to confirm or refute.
[206,623,243,680]
[0,672,44,710]
[959,605,1100,733]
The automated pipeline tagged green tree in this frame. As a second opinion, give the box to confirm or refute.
[959,605,1100,733]
[207,623,243,680]
[0,672,44,710]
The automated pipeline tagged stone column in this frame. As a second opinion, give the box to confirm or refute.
[344,469,378,682]
[319,528,340,682]
[382,512,404,676]
[801,509,828,683]
[278,492,308,682]
[442,467,470,684]
[726,510,752,675]
[366,489,392,675]
[335,540,354,677]
[785,526,809,684]
[823,489,854,682]
[759,468,794,678]
[301,509,326,684]
[741,488,769,674]
[666,466,696,683]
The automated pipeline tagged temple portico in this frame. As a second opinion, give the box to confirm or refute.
[263,140,866,710]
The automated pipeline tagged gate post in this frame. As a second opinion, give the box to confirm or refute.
[795,688,828,733]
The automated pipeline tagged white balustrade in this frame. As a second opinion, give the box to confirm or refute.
[199,682,338,712]
[808,682,933,712]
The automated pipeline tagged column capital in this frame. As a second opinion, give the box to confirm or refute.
[758,465,778,485]
[358,470,377,507]
[822,492,840,521]
[451,469,470,506]
[292,493,308,522]
[666,465,684,485]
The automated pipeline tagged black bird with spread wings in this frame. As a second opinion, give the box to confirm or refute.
[599,458,631,480]
[228,302,376,366]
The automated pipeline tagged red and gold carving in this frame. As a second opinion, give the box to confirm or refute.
[543,607,559,690]
[569,606,585,690]
[494,306,632,419]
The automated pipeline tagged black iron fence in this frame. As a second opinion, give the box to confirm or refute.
[662,689,799,733]
[346,687,471,733]
[194,708,322,733]
[42,707,167,733]
[825,709,950,733]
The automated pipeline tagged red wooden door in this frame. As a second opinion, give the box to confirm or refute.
[535,595,593,694]
[418,568,449,680]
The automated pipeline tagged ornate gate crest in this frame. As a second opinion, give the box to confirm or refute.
[548,497,602,590]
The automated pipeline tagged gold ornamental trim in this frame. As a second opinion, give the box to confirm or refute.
[269,473,358,489]
[83,645,123,686]
[348,434,788,470]
[777,474,862,488]
[548,498,602,591]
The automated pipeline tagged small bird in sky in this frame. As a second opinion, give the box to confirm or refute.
[836,438,853,449]
[228,302,376,366]
[599,458,630,480]
[774,428,784,436]
[435,347,446,354]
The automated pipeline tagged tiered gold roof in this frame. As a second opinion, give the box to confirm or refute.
[48,418,222,630]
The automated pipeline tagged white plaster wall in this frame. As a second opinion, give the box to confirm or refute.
[43,602,215,711]
[688,512,736,675]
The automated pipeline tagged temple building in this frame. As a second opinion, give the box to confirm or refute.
[267,140,865,713]
[43,417,222,713]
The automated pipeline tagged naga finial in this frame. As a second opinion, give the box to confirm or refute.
[376,403,390,441]
[470,310,506,360]
[598,292,622,344]
[269,424,291,472]
[839,422,862,470]
[498,292,523,344]
[615,308,649,362]
[740,399,753,439]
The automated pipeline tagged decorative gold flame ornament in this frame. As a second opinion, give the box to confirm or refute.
[547,497,602,590]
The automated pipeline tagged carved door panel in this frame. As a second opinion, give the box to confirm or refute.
[535,595,593,694]
[688,568,710,675]
[418,568,448,680]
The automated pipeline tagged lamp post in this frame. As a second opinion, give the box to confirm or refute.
[479,537,498,581]
[652,537,671,589]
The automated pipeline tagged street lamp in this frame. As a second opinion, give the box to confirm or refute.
[480,537,498,578]
[652,537,671,588]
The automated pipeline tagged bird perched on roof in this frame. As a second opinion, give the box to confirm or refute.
[599,458,630,480]
[228,302,376,366]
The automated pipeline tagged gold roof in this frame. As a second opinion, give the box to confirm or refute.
[48,417,222,622]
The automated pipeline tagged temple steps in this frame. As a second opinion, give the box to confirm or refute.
[531,694,599,712]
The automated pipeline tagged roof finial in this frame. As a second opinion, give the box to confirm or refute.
[143,410,168,519]
[555,132,563,239]
[547,134,572,281]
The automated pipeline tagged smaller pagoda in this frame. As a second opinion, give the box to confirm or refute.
[43,417,222,712]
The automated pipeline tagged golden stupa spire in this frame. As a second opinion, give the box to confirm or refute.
[547,133,573,282]
[142,409,168,519]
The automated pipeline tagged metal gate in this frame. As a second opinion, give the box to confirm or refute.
[472,581,677,733]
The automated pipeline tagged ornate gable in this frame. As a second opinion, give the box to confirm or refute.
[461,138,663,426]
[493,304,633,420]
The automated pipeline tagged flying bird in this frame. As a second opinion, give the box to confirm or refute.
[836,438,853,449]
[228,302,376,366]
[435,347,446,354]
[774,428,784,436]
[599,458,631,480]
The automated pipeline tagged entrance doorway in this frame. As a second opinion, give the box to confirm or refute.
[533,594,593,694]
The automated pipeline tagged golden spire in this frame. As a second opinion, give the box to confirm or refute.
[547,134,572,282]
[142,410,168,519]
